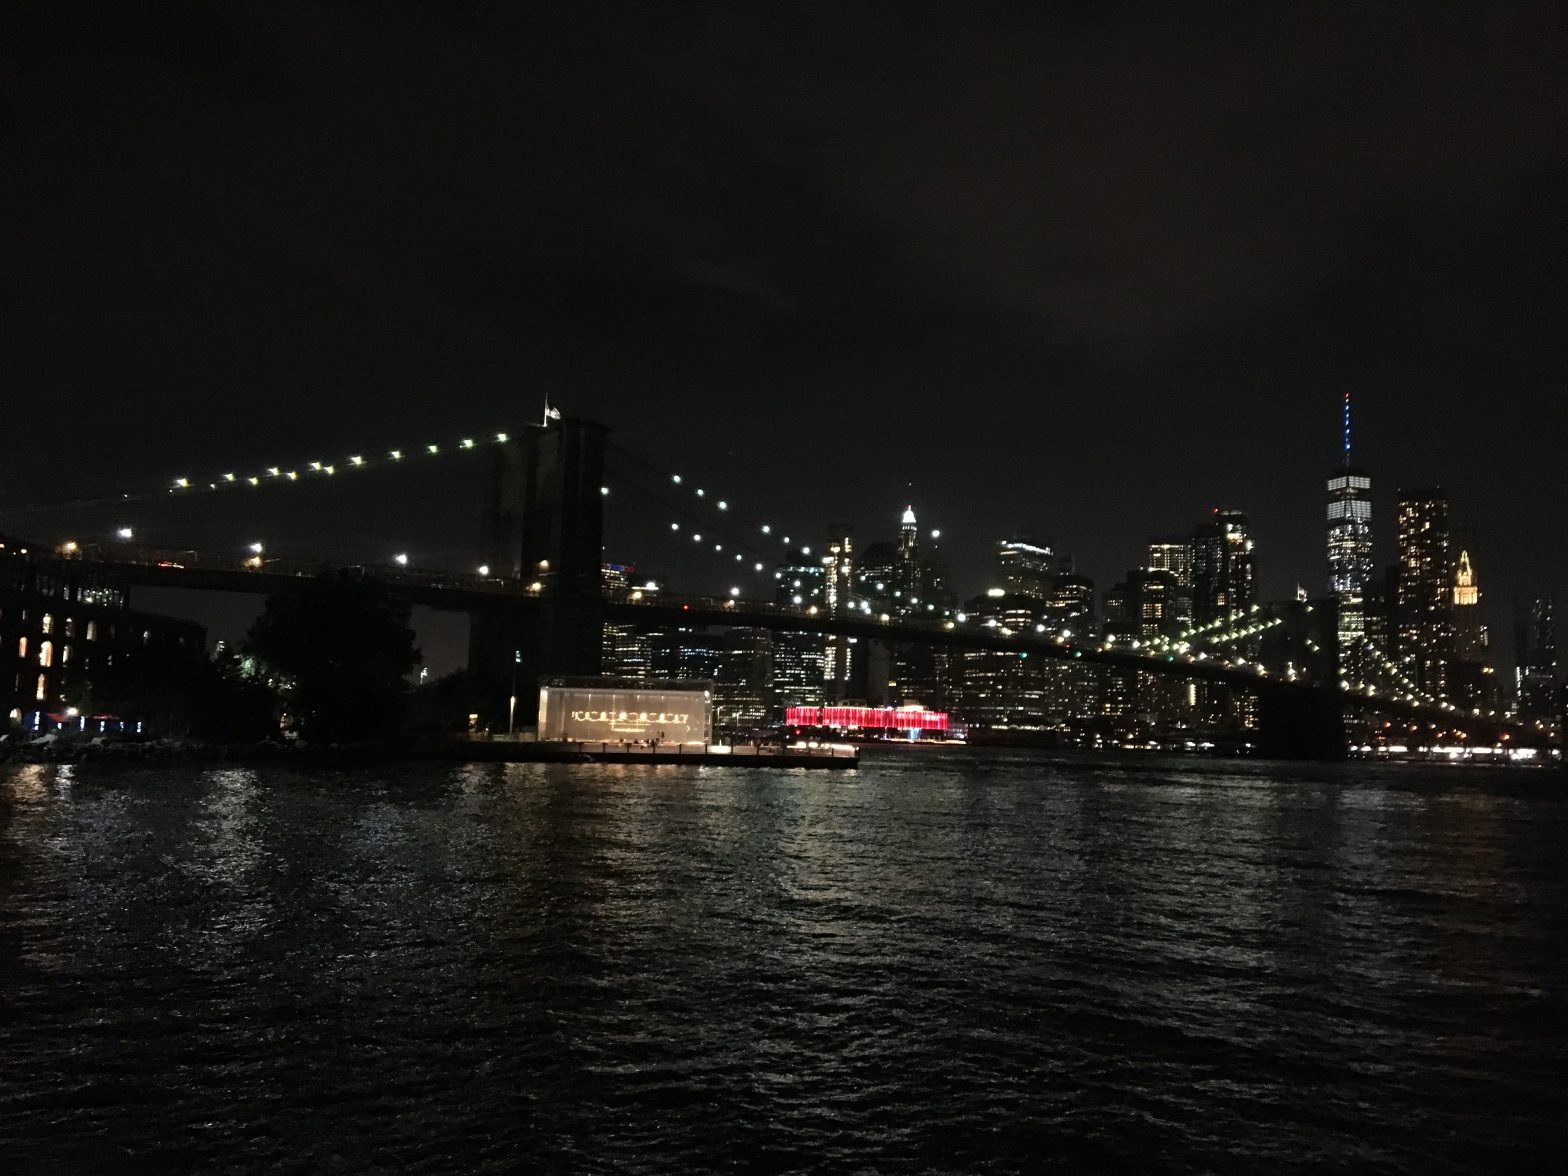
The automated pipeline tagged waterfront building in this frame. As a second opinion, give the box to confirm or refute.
[1191,509,1255,623]
[1,536,206,733]
[1396,488,1453,698]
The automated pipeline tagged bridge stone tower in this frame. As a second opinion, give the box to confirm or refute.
[469,416,607,726]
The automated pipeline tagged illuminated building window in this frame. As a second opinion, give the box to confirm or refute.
[36,673,47,701]
[17,637,26,659]
[63,618,75,638]
[86,621,97,642]
[39,641,53,668]
[41,614,54,635]
[61,644,71,666]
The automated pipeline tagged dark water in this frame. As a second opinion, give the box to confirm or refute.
[2,751,1565,1173]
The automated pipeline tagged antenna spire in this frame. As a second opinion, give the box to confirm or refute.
[1342,390,1352,467]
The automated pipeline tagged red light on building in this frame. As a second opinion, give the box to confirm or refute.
[785,705,949,732]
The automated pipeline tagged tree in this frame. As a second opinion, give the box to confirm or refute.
[246,574,422,742]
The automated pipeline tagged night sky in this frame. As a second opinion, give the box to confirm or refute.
[5,3,1565,668]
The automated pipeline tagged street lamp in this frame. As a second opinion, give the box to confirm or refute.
[394,552,409,567]
[508,649,521,737]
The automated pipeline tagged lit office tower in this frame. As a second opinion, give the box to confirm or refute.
[773,563,825,710]
[1191,509,1255,623]
[1326,394,1374,595]
[996,537,1054,599]
[1326,393,1374,681]
[1514,596,1556,722]
[1396,488,1452,698]
[822,525,854,702]
[1146,539,1194,627]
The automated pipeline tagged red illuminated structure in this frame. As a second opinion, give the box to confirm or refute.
[786,705,949,733]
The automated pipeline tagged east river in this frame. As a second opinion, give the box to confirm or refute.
[2,751,1564,1173]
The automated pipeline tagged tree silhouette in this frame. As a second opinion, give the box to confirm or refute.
[246,575,422,742]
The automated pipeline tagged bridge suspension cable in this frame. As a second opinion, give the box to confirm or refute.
[0,427,523,522]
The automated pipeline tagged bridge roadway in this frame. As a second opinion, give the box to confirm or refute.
[102,557,1519,740]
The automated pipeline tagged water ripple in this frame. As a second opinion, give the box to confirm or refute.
[2,752,1564,1172]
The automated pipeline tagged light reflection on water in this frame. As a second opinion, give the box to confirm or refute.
[0,750,1563,1173]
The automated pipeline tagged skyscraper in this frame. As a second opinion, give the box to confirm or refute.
[996,536,1054,599]
[1514,596,1557,722]
[822,525,854,701]
[1191,509,1255,623]
[1396,488,1453,698]
[1326,393,1374,682]
[1447,549,1493,709]
[1326,393,1374,596]
[1146,538,1194,628]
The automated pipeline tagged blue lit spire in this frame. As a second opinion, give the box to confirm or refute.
[1343,390,1352,466]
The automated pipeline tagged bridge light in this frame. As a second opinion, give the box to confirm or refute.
[672,474,682,484]
[287,471,298,480]
[117,527,134,540]
[247,476,259,485]
[268,467,280,477]
[801,546,811,555]
[477,565,490,577]
[761,524,770,534]
[324,465,335,475]
[730,587,740,597]
[427,445,439,454]
[714,544,722,552]
[718,501,727,510]
[222,473,235,482]
[754,563,763,572]
[692,533,702,542]
[735,553,743,561]
[461,438,475,449]
[390,450,403,460]
[174,478,189,488]
[695,488,704,497]
[495,433,508,443]
[394,553,409,566]
[309,462,322,471]
[249,542,264,554]
[671,522,679,530]
[350,455,364,466]
[600,486,609,496]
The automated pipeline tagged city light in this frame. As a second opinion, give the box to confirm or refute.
[477,564,490,576]
[394,553,409,566]
[117,527,134,540]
